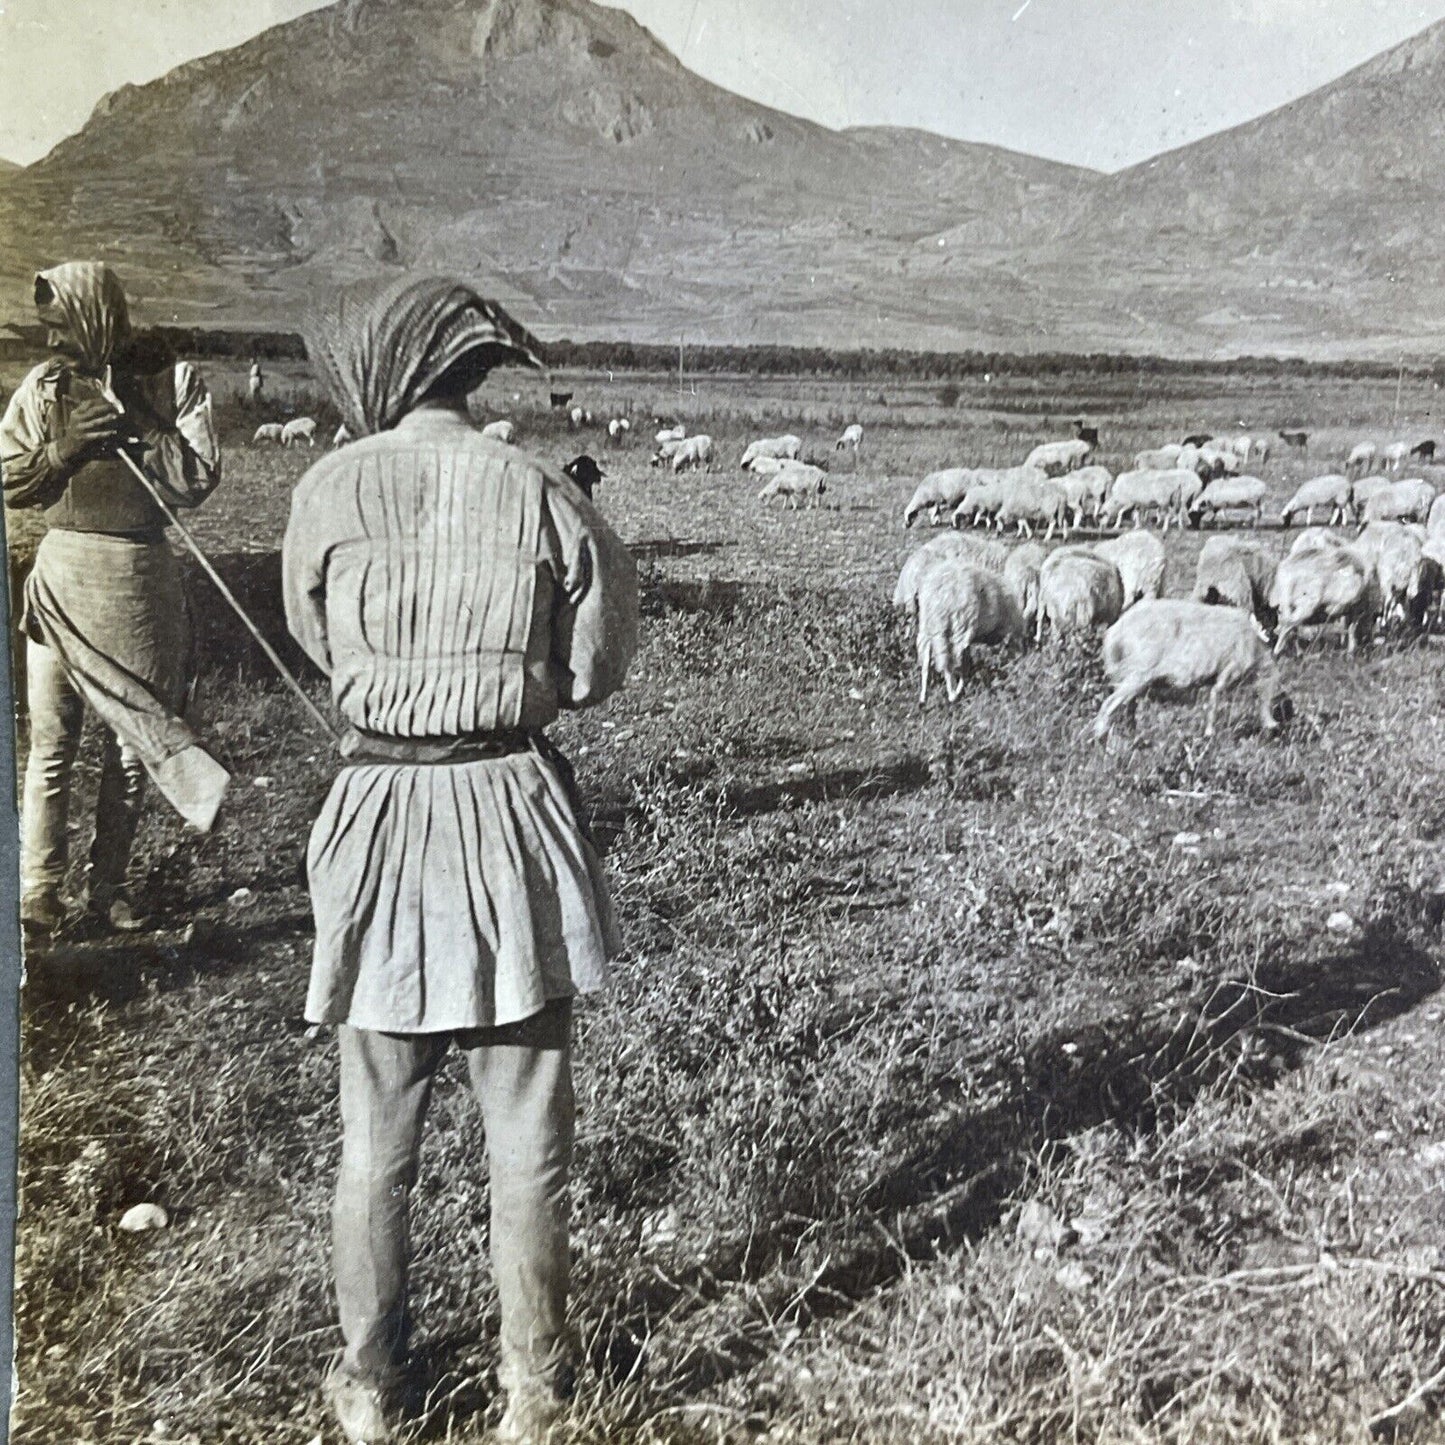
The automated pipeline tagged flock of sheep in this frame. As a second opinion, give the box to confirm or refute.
[898,425,1445,741]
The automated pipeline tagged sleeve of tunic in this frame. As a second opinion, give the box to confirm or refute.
[138,361,221,508]
[543,476,639,708]
[282,466,340,677]
[0,365,67,510]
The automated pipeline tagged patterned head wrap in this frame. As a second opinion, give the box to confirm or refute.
[302,274,543,438]
[34,262,133,374]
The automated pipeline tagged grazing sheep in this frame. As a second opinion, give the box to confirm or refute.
[607,417,631,445]
[651,438,686,467]
[759,463,826,508]
[1383,441,1409,472]
[1252,436,1272,465]
[1193,445,1241,480]
[253,422,285,444]
[569,406,593,429]
[748,455,793,478]
[1281,474,1352,528]
[1351,476,1392,516]
[741,434,803,468]
[1062,465,1113,529]
[894,533,1008,616]
[905,468,976,528]
[1191,536,1278,627]
[1003,542,1047,626]
[836,423,864,452]
[1289,527,1349,558]
[481,419,516,443]
[1134,446,1184,472]
[995,473,1070,540]
[1099,469,1201,531]
[1346,441,1378,475]
[332,423,352,448]
[1362,478,1435,524]
[1024,438,1092,476]
[1411,439,1437,462]
[671,435,714,473]
[281,416,317,447]
[951,476,1010,531]
[563,454,605,500]
[1270,546,1376,654]
[655,423,685,444]
[1372,526,1436,629]
[1278,429,1309,452]
[1190,475,1268,528]
[1035,550,1125,643]
[1427,494,1445,539]
[915,563,1028,703]
[1094,600,1287,742]
[1094,530,1166,608]
[1230,436,1253,463]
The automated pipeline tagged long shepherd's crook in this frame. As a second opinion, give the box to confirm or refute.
[114,447,342,744]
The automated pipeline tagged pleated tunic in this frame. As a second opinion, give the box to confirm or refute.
[282,409,638,1032]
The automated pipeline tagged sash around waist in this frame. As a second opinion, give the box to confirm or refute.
[338,727,537,767]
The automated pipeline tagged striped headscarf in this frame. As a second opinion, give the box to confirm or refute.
[303,274,543,438]
[34,262,133,375]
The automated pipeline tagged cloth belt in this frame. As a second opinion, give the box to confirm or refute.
[337,726,597,846]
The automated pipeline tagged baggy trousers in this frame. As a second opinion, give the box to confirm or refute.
[333,998,575,1397]
[21,638,146,904]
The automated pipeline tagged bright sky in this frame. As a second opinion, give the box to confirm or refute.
[1,0,1444,171]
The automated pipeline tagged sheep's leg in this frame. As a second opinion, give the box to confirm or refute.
[919,649,930,705]
[1094,676,1148,742]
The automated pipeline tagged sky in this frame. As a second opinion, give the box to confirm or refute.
[2,0,1445,171]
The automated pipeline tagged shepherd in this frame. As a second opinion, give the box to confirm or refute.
[283,275,638,1445]
[0,262,229,938]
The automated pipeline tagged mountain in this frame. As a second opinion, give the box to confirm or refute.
[0,0,1094,348]
[1,0,1443,357]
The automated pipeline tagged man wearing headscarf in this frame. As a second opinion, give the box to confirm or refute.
[0,262,227,937]
[283,275,638,1445]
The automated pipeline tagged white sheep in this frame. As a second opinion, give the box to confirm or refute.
[1191,536,1277,626]
[570,406,594,429]
[1362,478,1435,524]
[671,435,714,473]
[1350,476,1392,516]
[1189,475,1268,528]
[1230,436,1253,463]
[1427,494,1445,539]
[1346,441,1378,476]
[481,419,516,443]
[950,476,1009,531]
[1384,441,1409,472]
[1094,600,1287,742]
[748,455,791,478]
[994,473,1070,540]
[836,423,864,452]
[1099,469,1201,531]
[1270,546,1376,654]
[281,416,317,447]
[655,423,685,444]
[1252,436,1272,465]
[1354,521,1436,630]
[1024,438,1092,476]
[1062,466,1113,529]
[607,417,631,444]
[1094,531,1166,608]
[1193,445,1242,479]
[915,563,1028,702]
[1035,550,1125,643]
[759,464,826,508]
[1280,475,1352,528]
[1134,446,1184,472]
[741,434,803,469]
[650,438,686,467]
[894,533,1009,616]
[904,468,976,528]
[252,422,285,444]
[1003,542,1047,627]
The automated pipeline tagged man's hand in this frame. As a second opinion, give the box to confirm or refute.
[54,398,122,466]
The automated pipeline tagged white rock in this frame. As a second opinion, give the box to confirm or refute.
[1326,911,1356,933]
[252,776,274,789]
[119,1203,169,1233]
[228,887,254,907]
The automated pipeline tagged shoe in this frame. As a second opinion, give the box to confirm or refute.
[323,1364,397,1444]
[20,890,66,941]
[496,1384,566,1444]
[83,889,152,935]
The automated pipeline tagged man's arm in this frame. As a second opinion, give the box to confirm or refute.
[282,474,334,677]
[0,367,122,510]
[129,361,221,508]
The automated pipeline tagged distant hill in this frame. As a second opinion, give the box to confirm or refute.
[1,0,1443,358]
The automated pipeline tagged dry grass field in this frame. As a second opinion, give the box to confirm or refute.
[9,359,1445,1444]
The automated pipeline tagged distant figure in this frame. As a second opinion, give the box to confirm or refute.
[248,359,264,404]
